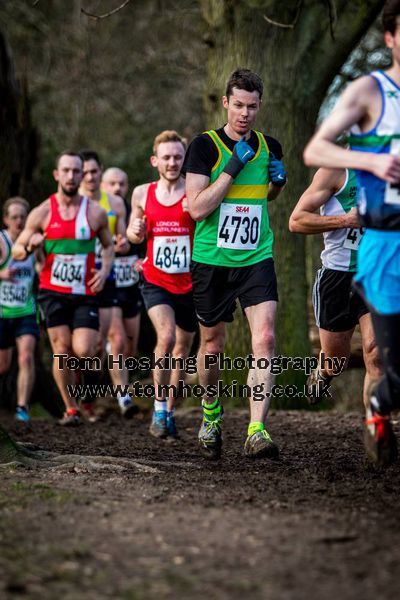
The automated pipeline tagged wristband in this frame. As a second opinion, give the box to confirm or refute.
[223,155,245,179]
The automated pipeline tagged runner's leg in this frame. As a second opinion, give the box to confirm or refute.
[47,325,79,411]
[359,313,381,410]
[15,334,36,409]
[168,325,195,411]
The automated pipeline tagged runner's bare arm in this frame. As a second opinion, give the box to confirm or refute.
[304,77,400,183]
[88,209,114,293]
[289,168,359,234]
[186,172,235,221]
[12,203,49,260]
[111,194,130,254]
[127,184,147,243]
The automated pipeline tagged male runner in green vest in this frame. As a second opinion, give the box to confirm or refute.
[183,68,287,459]
[289,168,380,408]
[0,197,40,421]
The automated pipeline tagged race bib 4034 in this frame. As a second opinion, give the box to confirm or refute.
[50,254,86,293]
[217,204,261,250]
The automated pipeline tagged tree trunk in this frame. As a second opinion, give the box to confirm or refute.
[200,0,384,399]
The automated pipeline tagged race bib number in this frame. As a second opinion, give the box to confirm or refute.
[114,255,139,288]
[0,281,29,307]
[384,139,400,205]
[343,227,365,250]
[153,236,190,274]
[217,204,261,250]
[50,254,86,293]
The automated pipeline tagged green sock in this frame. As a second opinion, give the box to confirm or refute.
[202,398,222,421]
[248,421,265,436]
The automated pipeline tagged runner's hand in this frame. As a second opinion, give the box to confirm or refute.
[114,233,129,253]
[128,217,147,240]
[371,154,400,183]
[223,136,255,178]
[88,268,107,294]
[27,232,46,252]
[133,258,144,273]
[268,153,287,187]
[0,267,17,282]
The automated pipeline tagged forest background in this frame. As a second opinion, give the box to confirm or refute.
[0,0,390,411]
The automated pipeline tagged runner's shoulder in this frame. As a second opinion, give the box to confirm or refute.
[31,200,50,224]
[107,192,126,215]
[88,198,108,224]
[131,183,151,213]
[260,133,283,160]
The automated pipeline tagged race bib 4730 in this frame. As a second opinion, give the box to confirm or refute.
[217,204,261,250]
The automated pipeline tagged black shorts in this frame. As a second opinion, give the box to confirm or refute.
[313,267,369,332]
[0,314,40,349]
[116,283,143,319]
[191,257,278,327]
[140,277,197,333]
[97,279,119,309]
[38,290,99,331]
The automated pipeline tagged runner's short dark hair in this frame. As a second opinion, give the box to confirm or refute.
[55,151,83,169]
[383,0,400,34]
[225,68,263,99]
[79,150,102,167]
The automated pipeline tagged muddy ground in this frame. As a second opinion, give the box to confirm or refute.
[0,408,399,600]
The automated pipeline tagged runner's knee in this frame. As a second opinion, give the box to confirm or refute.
[156,331,176,354]
[18,350,34,370]
[252,329,275,356]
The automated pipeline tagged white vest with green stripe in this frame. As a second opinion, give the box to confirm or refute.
[0,230,36,318]
[320,169,362,272]
[348,70,400,229]
[192,129,273,267]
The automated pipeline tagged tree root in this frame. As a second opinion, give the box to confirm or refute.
[0,442,161,473]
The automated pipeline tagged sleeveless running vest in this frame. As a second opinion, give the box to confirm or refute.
[40,195,96,295]
[142,182,195,294]
[95,191,117,280]
[192,130,272,267]
[0,230,36,318]
[114,199,141,289]
[349,70,400,229]
[320,169,362,272]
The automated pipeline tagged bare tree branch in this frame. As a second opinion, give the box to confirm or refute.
[326,0,338,40]
[81,0,132,20]
[263,0,304,30]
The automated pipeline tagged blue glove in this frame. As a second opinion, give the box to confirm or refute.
[223,136,255,178]
[268,153,287,187]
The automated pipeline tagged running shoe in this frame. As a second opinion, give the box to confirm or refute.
[305,368,332,405]
[15,406,30,422]
[166,411,178,438]
[119,396,139,419]
[80,401,99,423]
[244,429,279,458]
[364,398,398,467]
[149,410,168,438]
[198,415,222,460]
[58,409,82,426]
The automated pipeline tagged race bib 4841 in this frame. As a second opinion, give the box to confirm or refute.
[153,236,190,274]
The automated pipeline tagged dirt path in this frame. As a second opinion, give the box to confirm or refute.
[0,409,399,600]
